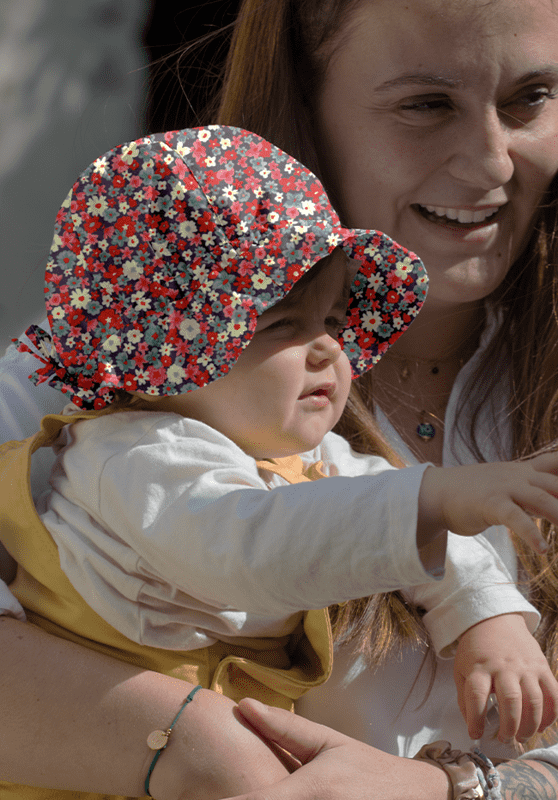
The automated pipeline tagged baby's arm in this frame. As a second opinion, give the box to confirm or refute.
[52,414,439,621]
[454,612,558,744]
[410,454,558,742]
[51,420,558,628]
[406,531,554,742]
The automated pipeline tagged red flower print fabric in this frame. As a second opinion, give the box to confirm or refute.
[17,126,428,409]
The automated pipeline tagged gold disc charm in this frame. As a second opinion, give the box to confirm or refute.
[147,729,170,750]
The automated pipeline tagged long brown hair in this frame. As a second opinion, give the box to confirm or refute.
[202,0,558,680]
[214,0,437,665]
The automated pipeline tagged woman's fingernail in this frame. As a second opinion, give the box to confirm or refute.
[242,697,268,711]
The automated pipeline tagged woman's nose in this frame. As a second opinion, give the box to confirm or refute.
[307,333,342,367]
[446,108,514,189]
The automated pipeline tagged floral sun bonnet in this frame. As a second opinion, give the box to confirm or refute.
[17,125,428,410]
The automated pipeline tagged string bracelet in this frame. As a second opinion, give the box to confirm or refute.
[144,684,203,799]
[414,740,502,800]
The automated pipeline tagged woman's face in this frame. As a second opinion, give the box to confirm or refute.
[316,0,558,308]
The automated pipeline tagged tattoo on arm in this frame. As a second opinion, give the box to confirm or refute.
[498,759,558,800]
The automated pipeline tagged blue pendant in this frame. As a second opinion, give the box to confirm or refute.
[417,421,435,441]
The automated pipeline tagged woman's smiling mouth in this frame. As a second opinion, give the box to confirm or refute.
[412,203,501,229]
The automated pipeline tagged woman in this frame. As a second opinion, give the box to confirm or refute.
[2,0,558,798]
[212,0,558,785]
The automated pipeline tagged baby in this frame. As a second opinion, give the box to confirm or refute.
[6,126,558,772]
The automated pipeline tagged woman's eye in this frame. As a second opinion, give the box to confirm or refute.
[397,95,453,122]
[501,87,557,122]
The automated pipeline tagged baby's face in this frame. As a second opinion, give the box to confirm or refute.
[150,250,353,458]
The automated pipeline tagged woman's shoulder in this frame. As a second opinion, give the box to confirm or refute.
[0,343,63,443]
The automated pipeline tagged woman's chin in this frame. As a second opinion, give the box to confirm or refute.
[418,261,511,308]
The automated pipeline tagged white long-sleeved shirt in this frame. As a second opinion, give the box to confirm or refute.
[34,408,534,653]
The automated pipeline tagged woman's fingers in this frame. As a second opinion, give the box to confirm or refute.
[225,699,454,800]
[525,452,558,475]
[235,698,336,763]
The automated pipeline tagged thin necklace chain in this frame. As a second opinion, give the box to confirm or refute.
[383,322,481,377]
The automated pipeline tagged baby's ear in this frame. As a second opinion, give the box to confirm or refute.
[128,390,154,402]
[114,389,157,410]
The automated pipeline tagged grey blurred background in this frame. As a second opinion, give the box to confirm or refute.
[0,0,239,355]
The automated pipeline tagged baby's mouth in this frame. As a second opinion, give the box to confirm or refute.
[413,203,501,229]
[299,382,335,400]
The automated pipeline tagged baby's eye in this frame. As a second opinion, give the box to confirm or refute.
[326,315,348,335]
[257,316,295,334]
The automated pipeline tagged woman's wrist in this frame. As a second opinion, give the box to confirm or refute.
[497,758,558,800]
[148,689,290,800]
[404,757,453,800]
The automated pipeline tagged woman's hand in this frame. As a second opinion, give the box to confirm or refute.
[418,453,558,554]
[214,698,452,800]
[219,699,558,800]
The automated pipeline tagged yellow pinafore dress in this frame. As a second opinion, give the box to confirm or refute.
[0,413,332,800]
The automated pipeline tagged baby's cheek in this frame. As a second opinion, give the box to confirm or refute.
[339,355,353,397]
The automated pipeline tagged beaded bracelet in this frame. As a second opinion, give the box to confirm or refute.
[414,740,502,800]
[144,684,203,799]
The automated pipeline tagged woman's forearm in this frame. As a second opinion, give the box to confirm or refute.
[499,759,558,800]
[0,617,288,798]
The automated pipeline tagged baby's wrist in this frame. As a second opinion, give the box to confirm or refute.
[417,466,448,555]
[417,527,448,575]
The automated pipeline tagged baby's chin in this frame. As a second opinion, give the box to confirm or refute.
[244,436,326,461]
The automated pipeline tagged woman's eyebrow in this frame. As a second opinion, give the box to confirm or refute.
[373,74,464,95]
[373,67,558,96]
[519,67,558,84]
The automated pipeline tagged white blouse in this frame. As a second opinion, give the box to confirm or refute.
[297,311,558,766]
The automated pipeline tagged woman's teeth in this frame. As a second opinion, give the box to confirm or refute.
[417,204,500,225]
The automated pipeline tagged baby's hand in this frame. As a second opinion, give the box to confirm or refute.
[418,452,558,554]
[453,613,558,743]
